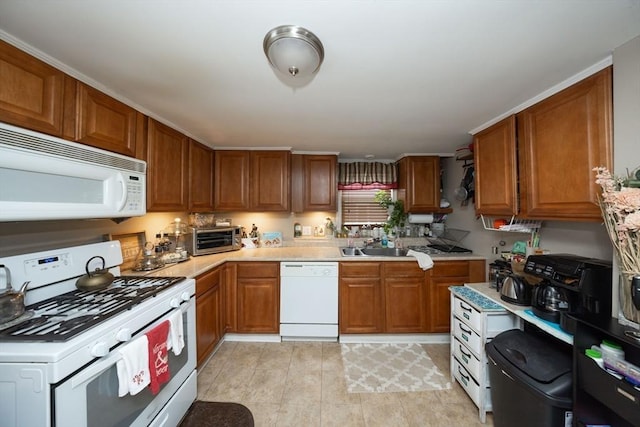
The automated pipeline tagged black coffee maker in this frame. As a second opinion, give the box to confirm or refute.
[524,254,612,334]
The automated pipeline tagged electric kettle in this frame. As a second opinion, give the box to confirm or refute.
[500,273,533,306]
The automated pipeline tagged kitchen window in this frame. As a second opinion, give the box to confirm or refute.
[337,161,398,227]
[340,189,390,226]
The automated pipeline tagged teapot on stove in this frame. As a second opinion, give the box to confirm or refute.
[0,265,30,324]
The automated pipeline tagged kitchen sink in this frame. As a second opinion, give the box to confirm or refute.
[339,247,408,257]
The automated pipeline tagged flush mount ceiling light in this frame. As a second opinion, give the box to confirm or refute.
[263,25,324,78]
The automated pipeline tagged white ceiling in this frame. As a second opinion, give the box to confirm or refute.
[1,1,639,160]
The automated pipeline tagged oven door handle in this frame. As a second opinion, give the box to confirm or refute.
[70,352,121,389]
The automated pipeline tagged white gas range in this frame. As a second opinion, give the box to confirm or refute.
[0,241,197,427]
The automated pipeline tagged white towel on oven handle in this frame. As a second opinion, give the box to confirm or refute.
[166,309,184,356]
[116,335,150,397]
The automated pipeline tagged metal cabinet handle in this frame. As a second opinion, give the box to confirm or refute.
[459,324,472,335]
[458,367,470,382]
[459,302,472,312]
[459,344,472,359]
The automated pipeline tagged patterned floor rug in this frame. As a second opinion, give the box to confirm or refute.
[341,343,451,393]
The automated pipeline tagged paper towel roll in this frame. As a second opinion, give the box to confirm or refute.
[408,214,434,224]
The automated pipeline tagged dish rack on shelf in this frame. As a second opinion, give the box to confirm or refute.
[426,228,471,252]
[480,215,542,233]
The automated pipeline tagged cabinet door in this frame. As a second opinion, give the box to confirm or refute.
[430,261,476,333]
[473,116,519,216]
[398,156,441,212]
[250,151,290,211]
[235,262,279,333]
[339,277,384,333]
[431,277,466,333]
[195,267,222,367]
[196,285,221,367]
[292,154,337,212]
[518,67,612,220]
[236,278,279,333]
[188,140,215,211]
[145,119,189,211]
[0,40,66,136]
[384,263,428,333]
[214,150,250,211]
[72,82,140,157]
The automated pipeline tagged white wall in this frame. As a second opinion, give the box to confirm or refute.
[441,157,612,262]
[611,35,640,318]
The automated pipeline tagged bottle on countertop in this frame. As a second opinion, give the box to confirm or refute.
[381,232,388,248]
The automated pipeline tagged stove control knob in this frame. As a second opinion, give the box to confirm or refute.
[170,297,181,308]
[116,328,131,342]
[90,342,109,357]
[181,291,190,302]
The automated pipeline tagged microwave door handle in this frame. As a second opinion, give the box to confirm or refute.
[115,173,127,211]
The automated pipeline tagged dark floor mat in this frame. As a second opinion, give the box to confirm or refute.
[179,401,254,427]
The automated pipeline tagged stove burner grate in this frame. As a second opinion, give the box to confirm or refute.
[0,276,185,342]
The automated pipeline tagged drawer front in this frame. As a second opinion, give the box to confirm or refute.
[453,357,480,405]
[453,337,483,382]
[339,262,380,277]
[453,317,482,355]
[432,261,469,277]
[453,296,482,332]
[236,262,279,278]
[383,262,424,277]
[195,267,220,297]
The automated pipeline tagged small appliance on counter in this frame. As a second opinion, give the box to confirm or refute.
[500,273,533,306]
[161,218,190,264]
[524,253,612,333]
[185,225,242,256]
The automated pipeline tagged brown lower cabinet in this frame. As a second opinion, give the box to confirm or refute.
[195,259,485,364]
[339,260,486,334]
[430,260,486,333]
[230,262,280,333]
[195,266,224,367]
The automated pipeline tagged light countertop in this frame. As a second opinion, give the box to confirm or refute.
[463,282,573,345]
[130,246,486,280]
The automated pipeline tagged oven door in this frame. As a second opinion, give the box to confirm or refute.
[53,304,195,427]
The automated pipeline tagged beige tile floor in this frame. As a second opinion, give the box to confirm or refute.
[196,341,494,427]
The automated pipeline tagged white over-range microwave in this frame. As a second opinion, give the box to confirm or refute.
[0,122,146,221]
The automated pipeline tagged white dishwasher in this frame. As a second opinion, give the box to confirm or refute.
[280,262,339,340]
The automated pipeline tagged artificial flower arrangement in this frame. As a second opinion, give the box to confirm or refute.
[594,166,640,324]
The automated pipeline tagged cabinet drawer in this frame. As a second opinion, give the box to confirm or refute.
[453,296,482,332]
[383,262,424,277]
[453,337,483,382]
[339,262,380,277]
[453,357,480,405]
[195,267,220,297]
[432,261,469,277]
[453,317,482,356]
[577,353,640,426]
[236,262,279,278]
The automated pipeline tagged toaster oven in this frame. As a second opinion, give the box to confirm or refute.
[185,226,242,256]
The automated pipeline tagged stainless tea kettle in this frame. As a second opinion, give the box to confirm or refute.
[500,273,533,306]
[0,265,30,324]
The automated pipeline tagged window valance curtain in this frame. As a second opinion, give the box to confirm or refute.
[338,162,398,190]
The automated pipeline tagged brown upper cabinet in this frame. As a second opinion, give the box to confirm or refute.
[66,82,143,157]
[188,140,215,212]
[0,40,66,136]
[474,67,612,221]
[291,154,337,212]
[397,156,450,213]
[473,116,519,216]
[144,118,189,211]
[215,150,290,211]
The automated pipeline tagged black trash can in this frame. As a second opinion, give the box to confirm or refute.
[486,329,573,427]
